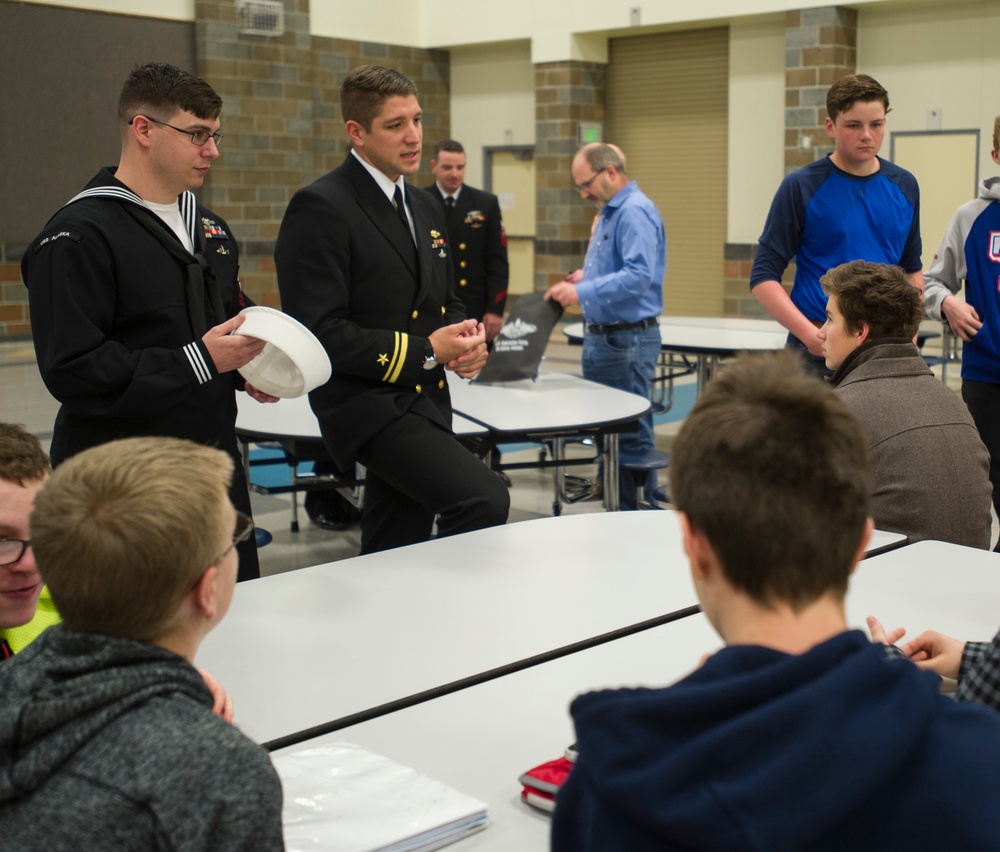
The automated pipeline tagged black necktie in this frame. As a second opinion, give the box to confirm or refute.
[393,186,412,241]
[445,196,455,208]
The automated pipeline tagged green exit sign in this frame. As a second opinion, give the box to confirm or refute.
[578,122,603,145]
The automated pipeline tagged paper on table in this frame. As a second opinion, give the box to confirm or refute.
[273,741,489,852]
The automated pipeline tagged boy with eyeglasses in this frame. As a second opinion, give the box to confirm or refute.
[0,436,284,850]
[0,423,56,661]
[22,62,275,582]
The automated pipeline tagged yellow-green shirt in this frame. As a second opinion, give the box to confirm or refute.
[0,585,61,656]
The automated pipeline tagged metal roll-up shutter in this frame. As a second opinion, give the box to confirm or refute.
[608,27,729,316]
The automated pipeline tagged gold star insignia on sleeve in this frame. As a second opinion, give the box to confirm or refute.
[377,353,389,366]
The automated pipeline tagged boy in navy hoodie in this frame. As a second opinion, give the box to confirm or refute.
[552,350,1000,851]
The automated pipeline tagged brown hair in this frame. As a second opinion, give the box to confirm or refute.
[340,65,417,132]
[433,139,465,157]
[993,115,1000,153]
[821,260,924,339]
[118,62,222,124]
[669,351,870,610]
[0,423,49,486]
[826,74,889,121]
[31,437,233,640]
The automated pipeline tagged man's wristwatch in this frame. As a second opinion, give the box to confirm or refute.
[423,342,438,370]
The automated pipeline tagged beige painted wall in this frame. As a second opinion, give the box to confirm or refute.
[18,0,1000,258]
[859,1,1000,190]
[310,0,420,48]
[727,16,785,245]
[15,0,191,19]
[337,0,910,55]
[448,42,535,188]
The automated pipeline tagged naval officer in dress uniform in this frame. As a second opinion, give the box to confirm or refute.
[425,140,509,343]
[275,66,510,555]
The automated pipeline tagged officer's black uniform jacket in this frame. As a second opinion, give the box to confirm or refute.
[424,182,508,322]
[275,154,465,470]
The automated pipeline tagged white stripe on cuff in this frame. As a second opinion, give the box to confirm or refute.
[184,342,213,384]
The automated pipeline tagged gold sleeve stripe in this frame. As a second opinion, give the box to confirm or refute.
[382,331,408,383]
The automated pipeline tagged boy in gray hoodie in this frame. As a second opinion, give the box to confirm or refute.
[0,437,284,850]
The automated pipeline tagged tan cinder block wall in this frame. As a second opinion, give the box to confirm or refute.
[727,6,856,318]
[783,6,857,174]
[534,60,606,294]
[194,0,449,309]
[0,251,31,339]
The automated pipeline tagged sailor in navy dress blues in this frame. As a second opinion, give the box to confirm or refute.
[22,63,273,581]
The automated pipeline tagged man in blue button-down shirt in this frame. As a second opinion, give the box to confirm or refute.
[547,143,666,508]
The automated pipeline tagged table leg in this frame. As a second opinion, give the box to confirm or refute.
[696,355,710,397]
[605,433,620,511]
[551,437,565,516]
[289,461,301,533]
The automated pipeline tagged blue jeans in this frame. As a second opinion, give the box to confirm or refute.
[583,325,661,509]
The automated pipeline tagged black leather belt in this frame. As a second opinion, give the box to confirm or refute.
[586,317,658,334]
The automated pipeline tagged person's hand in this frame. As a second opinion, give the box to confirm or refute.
[203,314,266,374]
[198,667,234,723]
[450,341,489,378]
[898,630,967,680]
[942,295,983,342]
[445,321,488,378]
[245,382,279,403]
[804,326,825,358]
[429,319,485,365]
[866,615,906,646]
[546,281,580,307]
[482,313,504,342]
[564,269,584,284]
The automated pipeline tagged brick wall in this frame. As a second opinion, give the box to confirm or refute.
[723,243,796,318]
[0,0,449,339]
[534,61,606,294]
[783,6,857,173]
[0,246,30,339]
[194,0,449,309]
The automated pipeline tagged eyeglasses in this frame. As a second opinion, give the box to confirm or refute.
[212,510,254,565]
[0,538,30,567]
[575,168,606,193]
[129,115,224,147]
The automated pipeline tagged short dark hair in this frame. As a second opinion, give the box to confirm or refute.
[0,423,49,486]
[993,114,1000,153]
[340,65,417,132]
[118,62,222,124]
[826,73,889,121]
[433,139,465,157]
[821,261,924,339]
[669,351,870,610]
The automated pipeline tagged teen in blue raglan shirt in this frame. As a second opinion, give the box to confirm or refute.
[750,74,923,368]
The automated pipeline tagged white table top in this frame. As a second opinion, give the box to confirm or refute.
[563,319,788,356]
[848,539,1000,640]
[450,371,650,436]
[278,614,721,850]
[199,511,699,745]
[200,510,903,746]
[658,315,786,333]
[235,392,486,441]
[285,538,999,851]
